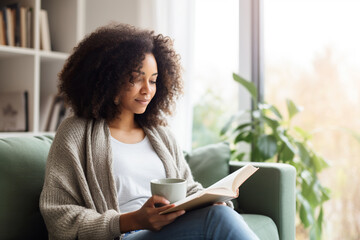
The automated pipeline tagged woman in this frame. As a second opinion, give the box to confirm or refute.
[40,23,258,240]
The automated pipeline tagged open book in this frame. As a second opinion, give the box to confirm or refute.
[160,164,259,214]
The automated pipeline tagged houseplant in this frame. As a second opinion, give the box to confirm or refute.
[221,73,330,240]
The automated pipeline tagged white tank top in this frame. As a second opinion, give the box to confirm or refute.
[110,135,166,213]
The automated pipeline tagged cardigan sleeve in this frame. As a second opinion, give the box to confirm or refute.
[40,185,121,240]
[39,117,121,240]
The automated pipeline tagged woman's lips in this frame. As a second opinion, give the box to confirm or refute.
[135,99,150,105]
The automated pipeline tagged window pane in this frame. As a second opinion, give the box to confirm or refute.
[264,0,360,239]
[192,0,239,149]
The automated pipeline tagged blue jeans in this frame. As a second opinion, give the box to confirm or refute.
[122,205,259,240]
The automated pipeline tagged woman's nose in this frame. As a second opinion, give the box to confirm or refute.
[140,80,151,93]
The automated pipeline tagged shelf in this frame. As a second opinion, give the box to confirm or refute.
[0,45,36,58]
[40,51,69,62]
[0,45,69,61]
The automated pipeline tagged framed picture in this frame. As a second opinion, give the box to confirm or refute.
[0,91,28,132]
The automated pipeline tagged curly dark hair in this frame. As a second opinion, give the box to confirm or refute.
[58,23,183,127]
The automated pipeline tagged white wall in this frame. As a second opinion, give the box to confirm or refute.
[85,0,140,34]
[83,0,195,150]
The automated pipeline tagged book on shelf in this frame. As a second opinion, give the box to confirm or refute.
[9,3,21,47]
[0,91,28,132]
[0,3,33,48]
[26,7,32,48]
[39,9,51,51]
[0,11,6,45]
[4,7,14,46]
[42,95,70,132]
[160,164,259,214]
[20,7,26,47]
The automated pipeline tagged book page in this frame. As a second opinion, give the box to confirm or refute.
[231,164,259,192]
[160,193,233,214]
[207,164,258,194]
[160,164,258,215]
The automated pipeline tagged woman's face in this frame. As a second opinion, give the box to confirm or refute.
[118,53,158,116]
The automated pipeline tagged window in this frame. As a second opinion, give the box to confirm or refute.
[264,0,360,238]
[192,0,239,149]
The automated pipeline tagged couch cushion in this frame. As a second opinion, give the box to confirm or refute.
[241,214,279,240]
[184,142,230,188]
[0,135,53,240]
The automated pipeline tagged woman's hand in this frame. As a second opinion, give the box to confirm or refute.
[120,195,185,232]
[213,202,227,206]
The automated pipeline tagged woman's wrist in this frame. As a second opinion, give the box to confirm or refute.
[119,211,141,233]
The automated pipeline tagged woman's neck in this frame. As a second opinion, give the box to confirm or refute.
[108,113,138,132]
[107,114,145,144]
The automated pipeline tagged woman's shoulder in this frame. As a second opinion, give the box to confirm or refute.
[53,116,89,143]
[60,115,88,128]
[146,125,174,140]
[145,124,179,150]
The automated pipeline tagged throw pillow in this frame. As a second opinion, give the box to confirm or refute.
[185,142,231,188]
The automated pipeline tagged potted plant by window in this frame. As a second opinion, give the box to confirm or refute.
[221,73,330,240]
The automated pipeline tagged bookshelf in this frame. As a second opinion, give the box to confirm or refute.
[0,0,143,137]
[0,0,85,136]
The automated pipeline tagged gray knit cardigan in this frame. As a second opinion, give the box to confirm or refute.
[39,116,203,240]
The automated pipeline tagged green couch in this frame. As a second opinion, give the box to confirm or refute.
[0,136,295,240]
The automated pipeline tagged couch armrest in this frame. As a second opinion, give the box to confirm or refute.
[230,161,296,240]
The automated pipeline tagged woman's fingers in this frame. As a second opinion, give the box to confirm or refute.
[155,203,175,212]
[137,195,186,231]
[149,195,170,207]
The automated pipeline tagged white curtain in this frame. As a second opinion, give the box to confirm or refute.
[138,0,195,151]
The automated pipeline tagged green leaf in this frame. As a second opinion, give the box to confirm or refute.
[311,154,329,172]
[296,142,311,166]
[235,152,246,161]
[319,185,331,203]
[317,206,324,229]
[220,110,247,136]
[304,181,322,208]
[279,144,295,162]
[260,103,283,120]
[264,116,279,131]
[277,129,297,154]
[233,73,258,103]
[234,122,253,133]
[269,105,283,120]
[234,131,252,144]
[294,126,312,140]
[286,99,302,120]
[300,170,313,186]
[257,134,278,160]
[297,193,314,227]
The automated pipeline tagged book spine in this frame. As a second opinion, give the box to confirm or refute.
[1,8,7,45]
[20,7,26,48]
[40,9,51,51]
[0,11,6,45]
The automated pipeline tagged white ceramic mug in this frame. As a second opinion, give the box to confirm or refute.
[150,178,187,204]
